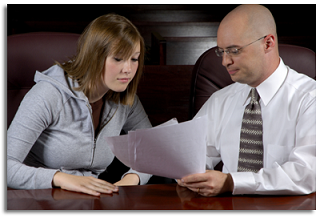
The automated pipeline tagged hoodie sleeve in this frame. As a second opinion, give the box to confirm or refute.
[7,82,60,189]
[122,95,152,132]
[121,95,153,185]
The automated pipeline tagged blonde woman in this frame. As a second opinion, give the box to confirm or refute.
[7,14,152,196]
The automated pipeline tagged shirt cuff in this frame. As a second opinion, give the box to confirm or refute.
[230,172,256,195]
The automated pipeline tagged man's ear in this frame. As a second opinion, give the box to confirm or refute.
[264,34,276,53]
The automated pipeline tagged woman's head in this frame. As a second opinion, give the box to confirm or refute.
[59,14,145,105]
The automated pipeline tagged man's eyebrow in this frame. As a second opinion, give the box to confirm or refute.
[226,45,240,49]
[217,45,241,49]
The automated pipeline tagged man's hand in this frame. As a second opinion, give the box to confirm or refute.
[52,172,119,196]
[177,170,234,197]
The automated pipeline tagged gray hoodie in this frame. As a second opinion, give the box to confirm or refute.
[7,65,152,189]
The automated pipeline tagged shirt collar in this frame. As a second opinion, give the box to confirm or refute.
[243,58,288,106]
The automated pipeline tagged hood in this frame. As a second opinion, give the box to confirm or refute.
[34,65,88,102]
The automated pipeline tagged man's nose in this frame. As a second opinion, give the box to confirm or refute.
[222,52,233,68]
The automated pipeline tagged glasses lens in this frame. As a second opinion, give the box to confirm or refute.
[229,48,240,55]
[215,48,224,57]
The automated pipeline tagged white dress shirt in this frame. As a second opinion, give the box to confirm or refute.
[195,58,316,195]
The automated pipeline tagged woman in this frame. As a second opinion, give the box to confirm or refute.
[7,14,152,196]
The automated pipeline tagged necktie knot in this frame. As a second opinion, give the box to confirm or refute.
[250,88,260,103]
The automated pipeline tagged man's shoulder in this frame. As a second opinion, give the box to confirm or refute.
[214,82,246,98]
[285,68,316,95]
[201,82,246,108]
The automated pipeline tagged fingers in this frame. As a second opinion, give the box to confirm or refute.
[180,171,229,197]
[54,173,119,196]
[186,183,207,196]
[181,173,208,184]
[180,172,213,196]
[179,175,207,195]
[176,179,185,187]
[81,177,119,196]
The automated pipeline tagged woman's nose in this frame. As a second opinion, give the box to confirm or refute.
[123,60,132,74]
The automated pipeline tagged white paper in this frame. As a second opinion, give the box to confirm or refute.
[105,116,207,179]
[106,134,131,167]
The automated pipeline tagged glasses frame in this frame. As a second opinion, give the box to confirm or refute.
[215,35,268,57]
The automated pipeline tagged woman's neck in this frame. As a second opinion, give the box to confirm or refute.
[88,82,109,103]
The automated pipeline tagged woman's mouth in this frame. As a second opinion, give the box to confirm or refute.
[117,78,130,83]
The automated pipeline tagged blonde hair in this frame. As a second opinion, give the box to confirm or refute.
[57,14,145,106]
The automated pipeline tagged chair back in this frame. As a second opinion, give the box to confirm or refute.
[189,44,316,118]
[7,32,80,128]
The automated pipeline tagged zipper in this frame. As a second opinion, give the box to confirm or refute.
[94,106,119,141]
[92,138,97,165]
[86,103,96,167]
[87,103,119,167]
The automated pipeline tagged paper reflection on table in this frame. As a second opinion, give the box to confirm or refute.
[106,116,207,179]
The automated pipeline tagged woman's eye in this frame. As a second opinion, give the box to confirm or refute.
[132,58,139,62]
[114,57,122,62]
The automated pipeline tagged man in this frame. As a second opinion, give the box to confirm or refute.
[178,4,316,196]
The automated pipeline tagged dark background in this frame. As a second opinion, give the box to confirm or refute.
[8,4,316,57]
[8,3,313,125]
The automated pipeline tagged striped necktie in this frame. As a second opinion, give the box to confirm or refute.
[237,88,263,172]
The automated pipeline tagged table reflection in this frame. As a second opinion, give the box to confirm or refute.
[7,184,315,210]
[175,185,315,210]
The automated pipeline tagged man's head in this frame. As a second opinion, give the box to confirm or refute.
[217,4,280,87]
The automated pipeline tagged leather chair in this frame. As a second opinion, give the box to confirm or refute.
[189,44,316,171]
[7,32,80,128]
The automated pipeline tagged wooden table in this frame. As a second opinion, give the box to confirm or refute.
[7,184,315,210]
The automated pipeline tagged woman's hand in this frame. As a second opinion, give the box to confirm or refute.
[52,172,119,196]
[114,173,140,186]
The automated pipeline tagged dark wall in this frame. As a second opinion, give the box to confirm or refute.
[7,4,316,53]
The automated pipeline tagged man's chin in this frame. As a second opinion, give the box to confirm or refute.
[229,73,248,84]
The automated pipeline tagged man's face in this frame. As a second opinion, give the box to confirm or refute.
[217,24,266,87]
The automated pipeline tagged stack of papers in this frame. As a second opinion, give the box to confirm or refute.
[106,116,207,179]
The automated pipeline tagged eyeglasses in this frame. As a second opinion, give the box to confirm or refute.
[215,35,267,57]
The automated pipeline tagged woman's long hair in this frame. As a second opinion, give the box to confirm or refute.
[57,14,145,106]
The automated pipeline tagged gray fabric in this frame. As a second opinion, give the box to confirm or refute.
[237,88,263,172]
[7,65,152,189]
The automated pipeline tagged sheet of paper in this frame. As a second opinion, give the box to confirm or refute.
[105,116,207,179]
[105,134,131,167]
[106,118,178,168]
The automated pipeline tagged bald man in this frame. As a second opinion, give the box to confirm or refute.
[178,5,316,196]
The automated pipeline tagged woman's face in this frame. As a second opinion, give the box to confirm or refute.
[101,43,140,93]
